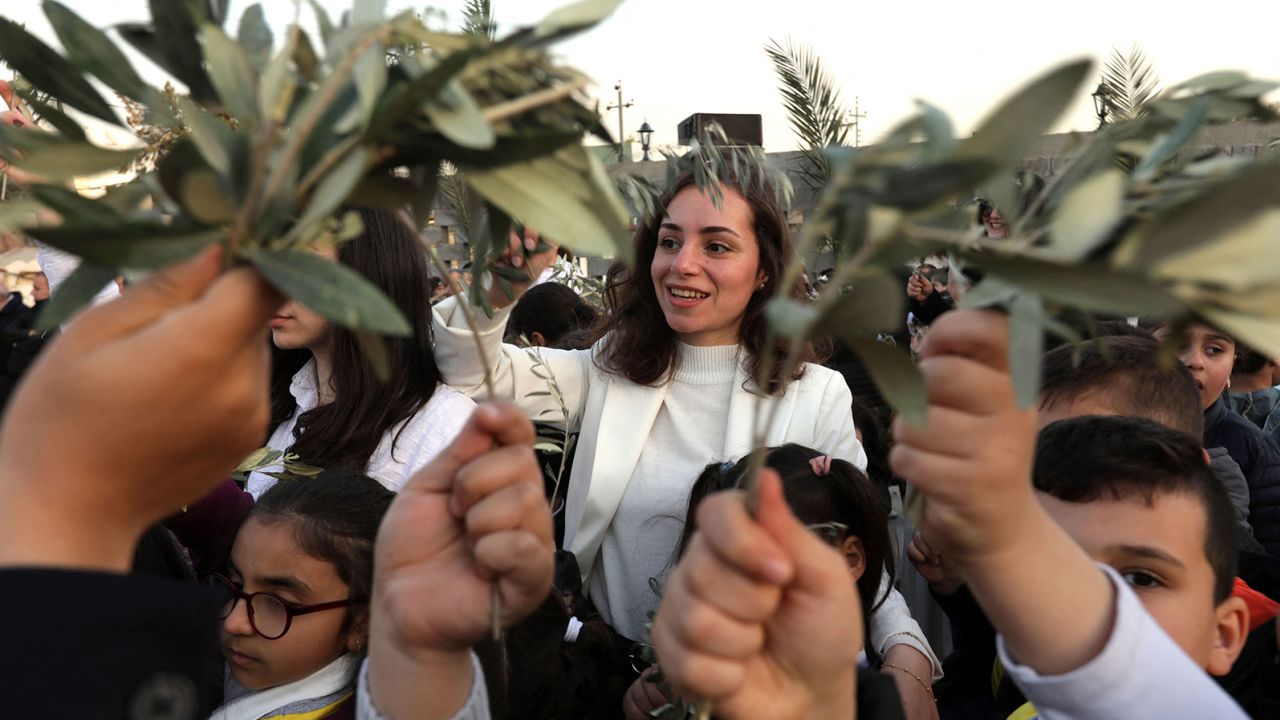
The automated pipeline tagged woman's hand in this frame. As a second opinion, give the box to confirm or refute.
[368,403,554,720]
[486,227,560,310]
[0,247,282,571]
[651,470,860,720]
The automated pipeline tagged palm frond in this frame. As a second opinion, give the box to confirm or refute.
[460,0,496,41]
[1100,44,1161,123]
[764,38,851,190]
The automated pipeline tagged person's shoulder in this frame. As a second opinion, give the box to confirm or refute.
[424,382,478,413]
[795,362,853,395]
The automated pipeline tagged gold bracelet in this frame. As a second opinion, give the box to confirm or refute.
[883,662,936,702]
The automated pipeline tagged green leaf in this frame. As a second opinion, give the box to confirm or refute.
[27,184,126,227]
[43,0,149,101]
[1153,209,1280,290]
[0,200,41,233]
[534,0,624,40]
[11,85,86,142]
[259,28,300,124]
[178,168,237,224]
[1007,292,1044,409]
[308,0,335,45]
[958,59,1092,165]
[237,3,273,71]
[293,146,371,236]
[175,95,234,177]
[916,100,956,163]
[765,297,819,337]
[202,23,260,124]
[352,41,388,129]
[0,17,120,125]
[137,0,215,101]
[0,125,137,180]
[28,224,221,270]
[533,442,564,454]
[365,50,477,139]
[850,338,927,427]
[1113,161,1280,268]
[425,80,496,150]
[1133,96,1209,183]
[817,270,904,338]
[246,248,411,336]
[465,144,631,260]
[966,253,1185,318]
[1175,71,1248,94]
[1046,169,1125,261]
[35,262,119,331]
[353,0,389,23]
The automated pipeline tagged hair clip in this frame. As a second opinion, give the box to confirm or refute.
[809,455,833,477]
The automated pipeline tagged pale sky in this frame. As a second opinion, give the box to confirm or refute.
[3,0,1279,153]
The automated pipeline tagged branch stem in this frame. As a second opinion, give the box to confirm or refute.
[480,76,589,125]
[397,208,502,640]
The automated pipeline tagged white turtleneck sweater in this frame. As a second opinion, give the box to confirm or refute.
[589,343,740,641]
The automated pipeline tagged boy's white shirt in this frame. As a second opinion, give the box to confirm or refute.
[997,564,1247,719]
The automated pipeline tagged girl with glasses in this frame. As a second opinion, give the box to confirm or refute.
[209,470,393,719]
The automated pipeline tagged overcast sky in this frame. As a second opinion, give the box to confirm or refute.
[4,0,1278,153]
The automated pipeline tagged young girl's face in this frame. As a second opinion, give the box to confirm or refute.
[1157,323,1236,411]
[222,516,360,690]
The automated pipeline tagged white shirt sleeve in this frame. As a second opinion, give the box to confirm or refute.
[356,651,491,720]
[868,573,944,681]
[997,564,1246,720]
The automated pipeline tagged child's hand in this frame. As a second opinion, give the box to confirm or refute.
[0,247,282,571]
[368,403,553,718]
[371,403,553,650]
[890,309,1038,564]
[907,531,964,596]
[622,667,671,720]
[651,470,859,720]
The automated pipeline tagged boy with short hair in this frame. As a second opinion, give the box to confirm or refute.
[1230,344,1280,445]
[894,310,1247,718]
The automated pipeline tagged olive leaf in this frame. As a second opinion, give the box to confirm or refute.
[35,263,119,331]
[236,3,273,72]
[246,248,411,336]
[27,224,221,270]
[0,17,120,125]
[850,338,927,427]
[43,0,149,101]
[202,24,261,125]
[1046,169,1125,261]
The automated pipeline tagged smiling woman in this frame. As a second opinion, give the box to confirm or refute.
[433,170,942,704]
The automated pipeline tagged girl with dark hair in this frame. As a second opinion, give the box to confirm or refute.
[210,471,394,719]
[505,281,598,348]
[434,173,939,689]
[249,207,474,497]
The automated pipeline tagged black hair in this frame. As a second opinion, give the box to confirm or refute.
[505,282,598,348]
[1034,416,1238,603]
[269,206,445,474]
[850,394,895,504]
[247,470,395,637]
[680,444,894,620]
[1040,334,1204,439]
[1234,344,1270,377]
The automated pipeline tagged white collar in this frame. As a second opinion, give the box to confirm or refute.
[289,358,320,413]
[212,653,357,720]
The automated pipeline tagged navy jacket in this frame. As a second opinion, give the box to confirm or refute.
[1205,395,1280,555]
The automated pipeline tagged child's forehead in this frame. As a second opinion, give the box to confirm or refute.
[1037,490,1209,566]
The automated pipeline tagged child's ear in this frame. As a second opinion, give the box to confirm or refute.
[1207,595,1249,677]
[841,536,866,582]
[346,608,371,654]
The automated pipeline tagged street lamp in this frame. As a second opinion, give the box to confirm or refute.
[638,120,654,161]
[1091,83,1109,128]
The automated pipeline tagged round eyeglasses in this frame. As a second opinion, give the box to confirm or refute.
[205,573,355,640]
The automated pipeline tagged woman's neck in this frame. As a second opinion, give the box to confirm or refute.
[311,345,336,405]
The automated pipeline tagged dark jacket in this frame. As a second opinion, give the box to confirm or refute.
[2,568,224,719]
[0,297,48,410]
[1205,395,1280,555]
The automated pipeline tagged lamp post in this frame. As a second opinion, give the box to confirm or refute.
[638,120,654,161]
[1091,83,1109,128]
[606,81,634,161]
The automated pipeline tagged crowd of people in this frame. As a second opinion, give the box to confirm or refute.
[4,85,1280,720]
